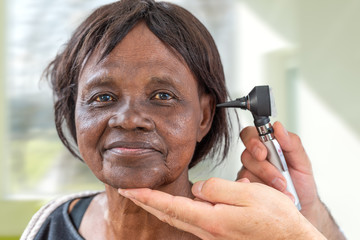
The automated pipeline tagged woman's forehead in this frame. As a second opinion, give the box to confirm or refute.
[79,22,196,87]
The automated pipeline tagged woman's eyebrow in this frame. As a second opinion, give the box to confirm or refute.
[82,75,116,90]
[149,76,178,86]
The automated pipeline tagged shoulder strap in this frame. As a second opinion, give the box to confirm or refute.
[20,191,101,240]
[69,196,95,229]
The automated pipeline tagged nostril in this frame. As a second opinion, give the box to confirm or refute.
[108,112,155,131]
[108,116,118,128]
[136,126,148,131]
[138,118,156,132]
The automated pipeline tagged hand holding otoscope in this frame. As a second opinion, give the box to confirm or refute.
[217,85,301,210]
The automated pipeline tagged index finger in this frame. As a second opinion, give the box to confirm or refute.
[118,188,214,227]
[239,126,258,145]
[240,126,267,161]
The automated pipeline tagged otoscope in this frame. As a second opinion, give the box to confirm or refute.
[217,85,301,210]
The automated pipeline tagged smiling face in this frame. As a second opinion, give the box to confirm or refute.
[75,22,213,190]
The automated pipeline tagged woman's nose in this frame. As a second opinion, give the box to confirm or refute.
[108,104,155,131]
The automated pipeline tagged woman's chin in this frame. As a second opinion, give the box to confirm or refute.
[92,163,189,191]
[108,180,163,190]
[100,170,167,190]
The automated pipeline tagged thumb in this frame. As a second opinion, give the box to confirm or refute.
[273,121,312,172]
[192,178,252,205]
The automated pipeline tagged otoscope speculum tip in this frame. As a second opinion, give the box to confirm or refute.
[216,97,248,109]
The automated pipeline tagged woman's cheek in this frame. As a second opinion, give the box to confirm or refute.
[75,107,108,171]
[160,108,199,169]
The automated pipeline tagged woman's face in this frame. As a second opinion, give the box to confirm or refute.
[75,22,213,190]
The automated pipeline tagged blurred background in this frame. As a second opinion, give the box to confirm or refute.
[0,0,359,239]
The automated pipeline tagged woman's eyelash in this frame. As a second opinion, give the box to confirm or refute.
[151,89,179,101]
[153,92,173,100]
[86,91,177,105]
[95,94,115,102]
[88,93,117,104]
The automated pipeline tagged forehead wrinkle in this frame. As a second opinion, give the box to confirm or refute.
[80,68,112,87]
[101,57,183,74]
[81,25,191,84]
[79,22,198,94]
[84,76,115,91]
[149,76,175,85]
[148,76,188,92]
[102,34,187,71]
[80,53,197,99]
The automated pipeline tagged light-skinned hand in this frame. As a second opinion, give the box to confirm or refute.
[238,121,346,239]
[118,178,325,240]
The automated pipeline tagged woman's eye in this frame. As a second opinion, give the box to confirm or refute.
[95,94,115,102]
[153,92,173,100]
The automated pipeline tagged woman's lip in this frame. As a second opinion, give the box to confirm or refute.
[103,146,163,167]
[104,141,162,153]
[108,147,156,155]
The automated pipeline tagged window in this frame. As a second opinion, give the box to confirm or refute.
[3,0,118,198]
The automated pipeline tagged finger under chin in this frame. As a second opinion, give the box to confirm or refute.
[129,198,210,239]
[119,188,214,228]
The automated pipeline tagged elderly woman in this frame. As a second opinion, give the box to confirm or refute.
[22,1,229,239]
[22,0,345,239]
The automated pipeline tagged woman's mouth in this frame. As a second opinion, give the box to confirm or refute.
[103,141,165,165]
[108,147,157,155]
[105,141,162,153]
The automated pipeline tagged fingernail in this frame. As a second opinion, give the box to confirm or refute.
[290,194,295,203]
[192,180,205,196]
[272,178,286,191]
[118,189,135,199]
[237,178,250,183]
[252,146,261,158]
[285,192,295,203]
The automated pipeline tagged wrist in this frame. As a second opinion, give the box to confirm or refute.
[301,196,325,229]
[301,197,346,240]
[287,211,326,240]
[300,216,327,240]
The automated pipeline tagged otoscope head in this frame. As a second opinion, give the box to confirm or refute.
[216,85,276,127]
[247,85,272,117]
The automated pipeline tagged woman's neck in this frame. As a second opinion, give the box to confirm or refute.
[79,170,200,240]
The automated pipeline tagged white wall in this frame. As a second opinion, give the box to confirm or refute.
[298,1,360,238]
[233,1,360,238]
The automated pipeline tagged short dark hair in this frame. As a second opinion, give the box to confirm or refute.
[45,0,231,168]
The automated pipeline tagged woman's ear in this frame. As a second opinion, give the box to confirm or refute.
[197,94,215,142]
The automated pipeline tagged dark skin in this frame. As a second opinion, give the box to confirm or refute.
[73,22,214,239]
